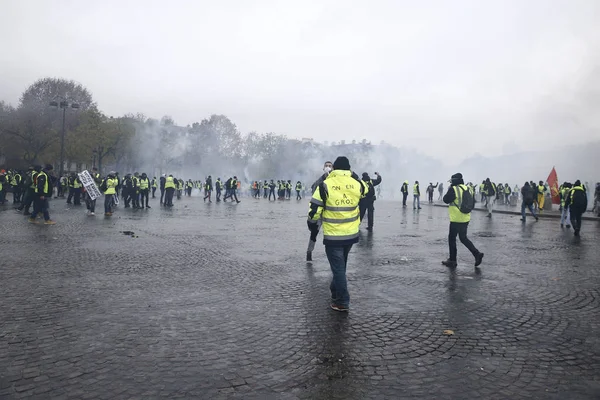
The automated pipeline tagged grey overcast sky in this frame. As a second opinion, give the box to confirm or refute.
[1,0,599,160]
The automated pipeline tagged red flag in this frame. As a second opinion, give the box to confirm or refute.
[547,167,560,205]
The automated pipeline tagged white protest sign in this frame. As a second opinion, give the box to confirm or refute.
[78,170,103,201]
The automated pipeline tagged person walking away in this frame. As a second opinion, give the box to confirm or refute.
[102,172,118,216]
[186,179,193,196]
[230,176,240,203]
[164,175,176,207]
[401,180,409,207]
[441,173,483,268]
[359,172,382,231]
[565,180,587,236]
[216,178,223,202]
[306,161,333,261]
[479,180,486,205]
[16,167,36,215]
[413,181,422,209]
[438,182,444,201]
[29,165,56,225]
[307,156,365,312]
[559,183,572,228]
[204,176,213,202]
[520,182,539,222]
[159,174,166,205]
[484,178,496,217]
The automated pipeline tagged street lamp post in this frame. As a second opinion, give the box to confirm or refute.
[49,100,80,178]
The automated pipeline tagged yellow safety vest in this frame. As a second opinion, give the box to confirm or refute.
[308,170,365,244]
[165,177,176,189]
[104,178,117,195]
[35,171,49,195]
[139,178,149,190]
[413,184,419,195]
[449,184,471,223]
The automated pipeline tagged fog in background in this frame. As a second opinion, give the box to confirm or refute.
[1,0,599,191]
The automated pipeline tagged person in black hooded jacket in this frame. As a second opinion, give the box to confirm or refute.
[565,180,587,236]
[359,172,382,231]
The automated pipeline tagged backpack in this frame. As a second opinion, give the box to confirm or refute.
[523,186,534,205]
[457,186,475,214]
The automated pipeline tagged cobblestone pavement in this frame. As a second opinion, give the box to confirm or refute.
[1,196,599,399]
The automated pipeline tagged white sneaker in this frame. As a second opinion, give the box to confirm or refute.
[90,212,95,216]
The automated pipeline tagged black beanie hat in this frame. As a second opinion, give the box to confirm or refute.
[362,172,370,180]
[333,156,351,170]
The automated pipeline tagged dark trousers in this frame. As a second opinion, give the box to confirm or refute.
[31,197,50,221]
[264,188,268,198]
[104,194,114,214]
[216,189,221,202]
[152,187,157,198]
[140,189,149,207]
[570,207,584,232]
[160,188,165,204]
[165,188,175,206]
[359,200,374,228]
[325,245,353,307]
[12,188,22,203]
[448,222,479,262]
[269,189,276,201]
[186,188,192,196]
[86,195,96,213]
[123,190,132,207]
[67,188,75,204]
[204,190,212,202]
[402,192,408,206]
[19,188,35,212]
[296,190,302,200]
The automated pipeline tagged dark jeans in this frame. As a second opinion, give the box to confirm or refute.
[204,190,212,202]
[140,189,149,207]
[402,192,408,206]
[264,188,268,198]
[165,188,175,206]
[570,207,584,232]
[160,188,165,204]
[521,202,537,221]
[359,200,374,228]
[152,187,157,198]
[269,189,276,201]
[19,188,35,212]
[216,189,221,202]
[104,194,114,213]
[325,245,352,307]
[225,189,239,202]
[296,190,301,200]
[86,195,96,213]
[31,197,50,221]
[448,222,479,262]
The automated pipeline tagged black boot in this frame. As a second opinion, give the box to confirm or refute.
[306,251,312,262]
